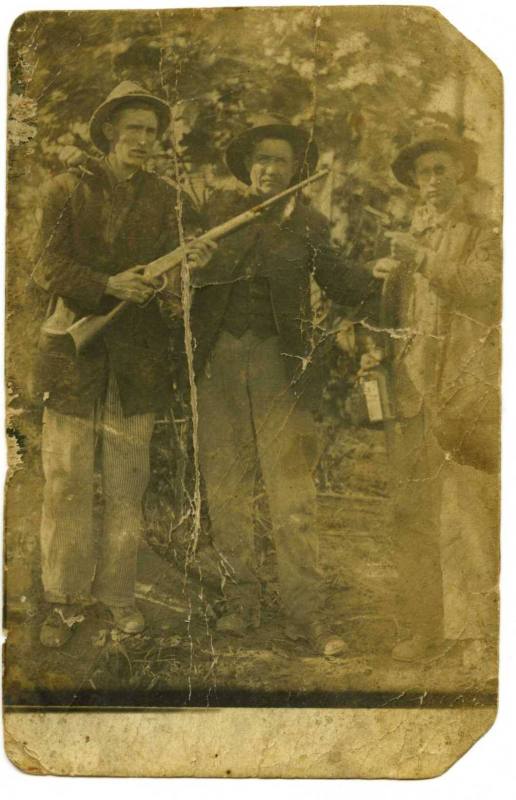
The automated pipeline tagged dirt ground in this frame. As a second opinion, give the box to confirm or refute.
[4,422,497,709]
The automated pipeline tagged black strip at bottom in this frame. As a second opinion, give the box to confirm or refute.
[4,687,498,711]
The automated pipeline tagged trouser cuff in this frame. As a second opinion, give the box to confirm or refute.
[43,590,96,606]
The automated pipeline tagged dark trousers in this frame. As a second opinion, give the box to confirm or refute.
[197,331,323,624]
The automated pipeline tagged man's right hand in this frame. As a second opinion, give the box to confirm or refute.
[59,145,88,168]
[372,256,401,280]
[105,269,156,304]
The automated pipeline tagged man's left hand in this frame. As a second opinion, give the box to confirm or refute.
[385,231,427,265]
[185,238,218,270]
[358,349,384,377]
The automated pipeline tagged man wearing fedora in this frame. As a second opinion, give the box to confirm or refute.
[32,82,210,647]
[372,124,500,664]
[187,116,375,655]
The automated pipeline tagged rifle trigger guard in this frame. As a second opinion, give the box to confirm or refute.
[155,274,168,294]
[140,274,168,307]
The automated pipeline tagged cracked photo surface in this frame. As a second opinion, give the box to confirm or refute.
[3,5,502,778]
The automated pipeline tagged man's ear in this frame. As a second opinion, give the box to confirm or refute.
[102,122,115,144]
[455,160,466,182]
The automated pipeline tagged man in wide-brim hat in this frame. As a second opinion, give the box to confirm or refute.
[371,125,500,667]
[88,79,172,154]
[32,82,210,647]
[225,114,319,186]
[186,114,376,655]
[390,131,478,189]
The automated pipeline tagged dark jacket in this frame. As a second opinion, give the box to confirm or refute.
[191,189,376,406]
[32,160,198,417]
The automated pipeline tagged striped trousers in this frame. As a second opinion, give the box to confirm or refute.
[40,372,155,607]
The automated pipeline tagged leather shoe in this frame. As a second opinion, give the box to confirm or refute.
[216,606,260,636]
[40,605,85,648]
[285,623,349,657]
[108,605,145,634]
[216,612,248,636]
[392,634,453,663]
[320,634,348,657]
[299,622,349,657]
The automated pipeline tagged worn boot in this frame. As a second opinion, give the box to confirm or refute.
[216,604,260,636]
[392,633,453,663]
[107,605,145,634]
[40,604,86,648]
[286,620,348,657]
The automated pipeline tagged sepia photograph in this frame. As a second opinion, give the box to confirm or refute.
[3,3,503,777]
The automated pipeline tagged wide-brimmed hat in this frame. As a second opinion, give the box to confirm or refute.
[392,127,478,188]
[89,81,171,153]
[225,114,319,185]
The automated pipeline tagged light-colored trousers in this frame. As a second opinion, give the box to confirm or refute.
[197,330,323,624]
[391,407,499,642]
[440,461,499,641]
[40,372,155,607]
[390,409,444,639]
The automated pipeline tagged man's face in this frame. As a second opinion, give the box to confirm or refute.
[246,138,297,196]
[413,150,463,210]
[104,106,159,169]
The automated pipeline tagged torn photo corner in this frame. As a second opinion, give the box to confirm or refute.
[3,5,502,778]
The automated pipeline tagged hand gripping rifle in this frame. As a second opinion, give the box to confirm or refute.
[41,169,329,355]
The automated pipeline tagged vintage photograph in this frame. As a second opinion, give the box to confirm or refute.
[3,4,502,776]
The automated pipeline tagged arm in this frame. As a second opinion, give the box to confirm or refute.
[422,221,501,311]
[32,175,110,312]
[308,211,380,308]
[156,181,215,316]
[188,190,258,288]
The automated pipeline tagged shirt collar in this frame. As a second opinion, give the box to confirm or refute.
[411,199,461,235]
[101,157,142,189]
[244,187,301,222]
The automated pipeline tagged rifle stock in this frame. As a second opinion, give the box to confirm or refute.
[43,169,329,355]
[66,300,129,353]
[66,248,186,353]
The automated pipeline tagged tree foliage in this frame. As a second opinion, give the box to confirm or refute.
[6,8,488,554]
[9,8,473,195]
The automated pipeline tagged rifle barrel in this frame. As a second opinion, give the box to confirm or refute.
[144,169,329,280]
[66,168,330,353]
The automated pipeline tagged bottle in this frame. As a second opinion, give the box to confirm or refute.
[360,364,395,424]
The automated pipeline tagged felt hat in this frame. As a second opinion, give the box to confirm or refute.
[392,126,478,188]
[225,114,319,185]
[89,81,171,153]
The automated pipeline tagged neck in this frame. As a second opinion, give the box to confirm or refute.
[106,152,138,182]
[427,191,458,215]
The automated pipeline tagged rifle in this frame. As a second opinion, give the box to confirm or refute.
[41,170,329,355]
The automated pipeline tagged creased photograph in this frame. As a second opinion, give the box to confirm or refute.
[3,5,502,777]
